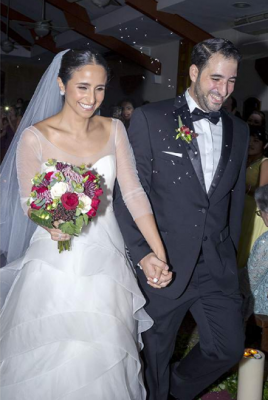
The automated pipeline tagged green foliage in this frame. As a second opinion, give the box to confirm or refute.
[32,172,46,186]
[83,214,89,225]
[58,240,71,253]
[59,215,86,236]
[30,209,53,229]
[263,381,268,400]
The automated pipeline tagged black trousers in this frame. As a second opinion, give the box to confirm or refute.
[141,253,245,400]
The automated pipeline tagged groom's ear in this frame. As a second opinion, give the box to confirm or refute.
[189,64,199,83]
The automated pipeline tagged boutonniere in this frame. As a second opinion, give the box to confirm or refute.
[175,116,198,143]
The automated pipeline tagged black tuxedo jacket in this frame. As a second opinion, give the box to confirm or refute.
[114,93,249,299]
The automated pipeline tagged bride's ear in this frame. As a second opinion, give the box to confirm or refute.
[57,77,65,96]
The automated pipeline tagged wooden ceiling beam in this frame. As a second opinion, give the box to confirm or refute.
[1,20,32,51]
[45,0,161,74]
[1,4,62,54]
[125,0,213,44]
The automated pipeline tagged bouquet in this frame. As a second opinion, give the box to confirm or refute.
[27,159,103,253]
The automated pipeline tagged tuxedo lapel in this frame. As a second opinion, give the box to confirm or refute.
[173,95,207,194]
[208,110,233,198]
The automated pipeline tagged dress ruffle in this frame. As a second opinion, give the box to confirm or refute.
[1,214,152,399]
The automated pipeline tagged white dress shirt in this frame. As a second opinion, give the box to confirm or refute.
[185,90,222,193]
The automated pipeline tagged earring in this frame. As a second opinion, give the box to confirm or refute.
[60,90,65,96]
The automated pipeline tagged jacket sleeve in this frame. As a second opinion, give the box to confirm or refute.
[113,107,153,265]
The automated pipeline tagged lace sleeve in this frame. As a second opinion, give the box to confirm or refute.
[16,128,42,214]
[115,120,152,220]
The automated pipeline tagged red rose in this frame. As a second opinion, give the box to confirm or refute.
[95,188,103,197]
[36,186,48,194]
[83,171,96,182]
[61,192,79,210]
[31,202,42,210]
[32,186,48,194]
[91,197,100,210]
[181,126,190,135]
[45,171,54,181]
[87,208,96,217]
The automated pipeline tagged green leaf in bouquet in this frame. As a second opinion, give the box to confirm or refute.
[59,221,77,236]
[51,199,59,209]
[75,208,82,217]
[34,198,46,207]
[30,209,53,229]
[78,200,85,210]
[82,175,89,183]
[53,172,65,182]
[75,215,84,232]
[46,159,57,166]
[72,182,84,193]
[72,166,84,175]
[49,179,58,187]
[83,214,89,225]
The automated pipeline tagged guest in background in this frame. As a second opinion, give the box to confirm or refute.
[7,106,20,133]
[0,112,15,162]
[120,99,135,129]
[15,98,24,113]
[237,126,268,268]
[222,95,241,118]
[239,184,268,319]
[247,110,266,128]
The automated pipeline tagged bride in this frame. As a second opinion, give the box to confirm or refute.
[0,49,172,399]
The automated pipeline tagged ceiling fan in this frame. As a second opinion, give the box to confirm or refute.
[1,0,22,53]
[11,0,72,38]
[67,0,122,8]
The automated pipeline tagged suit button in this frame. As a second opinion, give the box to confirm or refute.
[201,208,206,214]
[203,236,208,241]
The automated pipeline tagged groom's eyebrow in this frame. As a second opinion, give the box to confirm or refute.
[210,74,237,80]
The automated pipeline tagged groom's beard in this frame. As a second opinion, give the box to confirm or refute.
[194,74,226,112]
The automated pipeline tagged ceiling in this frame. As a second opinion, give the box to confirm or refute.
[1,0,268,66]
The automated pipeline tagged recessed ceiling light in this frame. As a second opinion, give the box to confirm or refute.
[232,2,251,8]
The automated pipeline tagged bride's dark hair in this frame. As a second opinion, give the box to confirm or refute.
[58,49,110,85]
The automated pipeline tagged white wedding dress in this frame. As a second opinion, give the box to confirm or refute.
[0,119,153,400]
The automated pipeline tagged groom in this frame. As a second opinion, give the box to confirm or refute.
[114,38,249,400]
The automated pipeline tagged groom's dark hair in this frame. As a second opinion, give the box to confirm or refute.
[191,38,241,73]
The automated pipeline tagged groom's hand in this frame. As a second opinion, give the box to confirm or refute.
[139,253,171,289]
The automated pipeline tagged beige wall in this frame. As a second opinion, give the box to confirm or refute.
[142,40,180,102]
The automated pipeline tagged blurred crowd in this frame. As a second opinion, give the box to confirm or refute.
[0,98,29,162]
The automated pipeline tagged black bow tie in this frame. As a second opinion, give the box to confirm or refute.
[191,108,221,125]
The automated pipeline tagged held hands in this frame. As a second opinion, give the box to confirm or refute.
[139,252,173,289]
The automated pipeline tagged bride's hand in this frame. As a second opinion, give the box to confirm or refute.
[44,226,71,242]
[28,210,71,241]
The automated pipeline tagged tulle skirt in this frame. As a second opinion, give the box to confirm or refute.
[0,213,152,399]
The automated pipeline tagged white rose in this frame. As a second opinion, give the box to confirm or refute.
[78,194,92,214]
[43,165,56,173]
[51,182,68,199]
